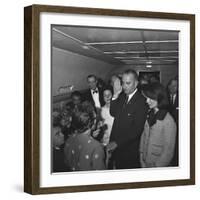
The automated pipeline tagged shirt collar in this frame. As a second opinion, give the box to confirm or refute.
[127,88,138,101]
[91,88,99,94]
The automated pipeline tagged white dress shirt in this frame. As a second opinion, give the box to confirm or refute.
[91,89,101,108]
[112,88,138,102]
[170,94,177,105]
[126,89,138,103]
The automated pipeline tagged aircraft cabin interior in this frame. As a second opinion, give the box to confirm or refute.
[52,25,178,106]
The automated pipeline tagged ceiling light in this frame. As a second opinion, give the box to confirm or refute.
[82,45,90,50]
[146,65,152,68]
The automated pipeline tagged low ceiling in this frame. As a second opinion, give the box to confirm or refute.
[52,25,179,66]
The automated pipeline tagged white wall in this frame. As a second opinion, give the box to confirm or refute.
[0,0,199,200]
[52,47,116,96]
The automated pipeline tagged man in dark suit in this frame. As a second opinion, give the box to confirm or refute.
[167,78,178,123]
[167,77,179,166]
[107,69,148,169]
[84,74,105,109]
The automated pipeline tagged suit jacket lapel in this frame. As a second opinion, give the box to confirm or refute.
[87,89,94,105]
[127,91,140,105]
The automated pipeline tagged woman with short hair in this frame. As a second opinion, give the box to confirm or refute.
[64,103,106,171]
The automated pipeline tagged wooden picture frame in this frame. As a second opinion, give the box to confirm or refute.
[24,4,195,194]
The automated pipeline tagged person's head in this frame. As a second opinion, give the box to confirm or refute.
[60,109,72,128]
[110,74,121,87]
[122,69,138,95]
[139,77,149,85]
[142,83,169,110]
[71,91,82,106]
[71,106,94,134]
[87,74,98,90]
[168,78,178,95]
[138,76,149,91]
[52,126,65,148]
[52,110,62,127]
[103,87,113,105]
[149,76,160,84]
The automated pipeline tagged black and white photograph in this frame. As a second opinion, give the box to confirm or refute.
[24,4,195,194]
[51,25,179,173]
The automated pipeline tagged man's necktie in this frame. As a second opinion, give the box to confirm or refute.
[124,95,129,106]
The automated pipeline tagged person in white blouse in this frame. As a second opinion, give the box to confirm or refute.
[101,87,114,146]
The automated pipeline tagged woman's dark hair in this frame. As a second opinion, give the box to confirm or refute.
[142,83,169,109]
[103,85,113,95]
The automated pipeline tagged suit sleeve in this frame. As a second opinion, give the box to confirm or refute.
[116,99,148,148]
[155,117,177,167]
[110,93,123,117]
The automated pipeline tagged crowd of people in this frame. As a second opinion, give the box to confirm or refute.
[52,69,179,172]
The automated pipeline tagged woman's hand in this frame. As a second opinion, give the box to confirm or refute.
[92,129,100,137]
